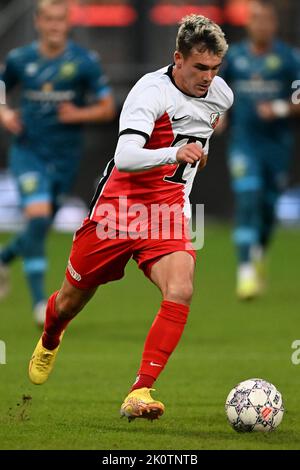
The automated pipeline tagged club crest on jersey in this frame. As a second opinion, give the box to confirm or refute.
[210,112,220,129]
[59,63,77,79]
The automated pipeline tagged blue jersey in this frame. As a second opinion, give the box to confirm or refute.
[1,40,111,163]
[222,40,300,150]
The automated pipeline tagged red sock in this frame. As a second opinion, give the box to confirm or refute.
[42,291,72,350]
[132,300,190,388]
[131,374,155,392]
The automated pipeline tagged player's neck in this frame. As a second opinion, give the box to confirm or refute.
[250,40,273,56]
[39,41,67,59]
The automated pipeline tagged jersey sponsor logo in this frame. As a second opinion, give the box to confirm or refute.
[210,112,220,129]
[172,114,189,122]
[24,89,75,102]
[42,82,54,93]
[67,260,82,282]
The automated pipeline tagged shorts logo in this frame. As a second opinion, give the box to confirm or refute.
[68,261,82,282]
[19,173,38,194]
[210,112,220,129]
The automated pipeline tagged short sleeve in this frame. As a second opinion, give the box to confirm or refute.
[119,81,165,141]
[83,51,111,100]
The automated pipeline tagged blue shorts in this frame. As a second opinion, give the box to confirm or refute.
[228,140,292,195]
[9,144,81,210]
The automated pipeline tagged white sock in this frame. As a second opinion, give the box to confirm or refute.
[238,263,256,281]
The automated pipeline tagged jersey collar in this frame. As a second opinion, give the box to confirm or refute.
[165,64,209,99]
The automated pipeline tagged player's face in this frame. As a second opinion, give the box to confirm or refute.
[174,48,222,98]
[247,2,277,46]
[35,4,70,49]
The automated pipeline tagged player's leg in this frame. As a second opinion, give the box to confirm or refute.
[121,250,195,421]
[29,218,133,385]
[29,278,97,384]
[228,149,263,299]
[255,151,290,288]
[0,146,52,322]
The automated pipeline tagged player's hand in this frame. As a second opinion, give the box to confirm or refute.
[256,102,277,121]
[197,154,208,172]
[176,143,204,165]
[58,102,83,124]
[0,108,23,135]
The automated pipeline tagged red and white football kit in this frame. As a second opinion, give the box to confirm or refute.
[66,64,233,289]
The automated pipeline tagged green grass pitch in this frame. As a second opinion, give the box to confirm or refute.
[0,224,300,450]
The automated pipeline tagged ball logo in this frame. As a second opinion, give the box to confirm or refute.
[210,112,220,129]
[261,406,273,420]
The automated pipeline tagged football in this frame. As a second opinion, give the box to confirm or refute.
[225,378,284,432]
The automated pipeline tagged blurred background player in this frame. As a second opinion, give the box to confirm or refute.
[28,14,233,421]
[221,0,300,300]
[0,0,115,324]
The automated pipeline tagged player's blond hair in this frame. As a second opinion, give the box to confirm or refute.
[176,14,228,57]
[36,0,68,14]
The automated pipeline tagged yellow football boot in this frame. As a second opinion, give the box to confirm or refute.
[29,334,63,385]
[120,388,165,422]
[236,263,261,301]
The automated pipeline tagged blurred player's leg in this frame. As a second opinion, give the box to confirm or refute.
[229,151,263,300]
[121,251,194,421]
[29,278,96,384]
[0,146,54,324]
[234,189,262,299]
[0,212,52,317]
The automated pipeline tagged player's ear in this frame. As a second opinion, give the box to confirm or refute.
[174,51,183,68]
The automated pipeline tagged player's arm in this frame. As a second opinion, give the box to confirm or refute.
[0,106,23,135]
[257,48,300,120]
[115,133,204,173]
[256,100,300,120]
[58,51,116,124]
[58,95,115,124]
[0,52,23,135]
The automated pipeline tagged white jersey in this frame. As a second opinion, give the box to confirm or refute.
[89,64,233,225]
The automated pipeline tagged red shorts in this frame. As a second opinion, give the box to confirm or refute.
[65,218,196,289]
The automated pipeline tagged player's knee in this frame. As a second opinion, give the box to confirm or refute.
[165,282,193,305]
[55,292,83,319]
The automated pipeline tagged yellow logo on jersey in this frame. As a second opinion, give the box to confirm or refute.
[59,63,77,79]
[265,55,282,70]
[42,82,54,93]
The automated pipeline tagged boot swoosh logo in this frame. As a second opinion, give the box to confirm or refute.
[172,115,189,122]
[150,362,163,367]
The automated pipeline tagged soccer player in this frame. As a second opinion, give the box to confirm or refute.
[0,0,115,324]
[221,0,300,299]
[28,14,233,421]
